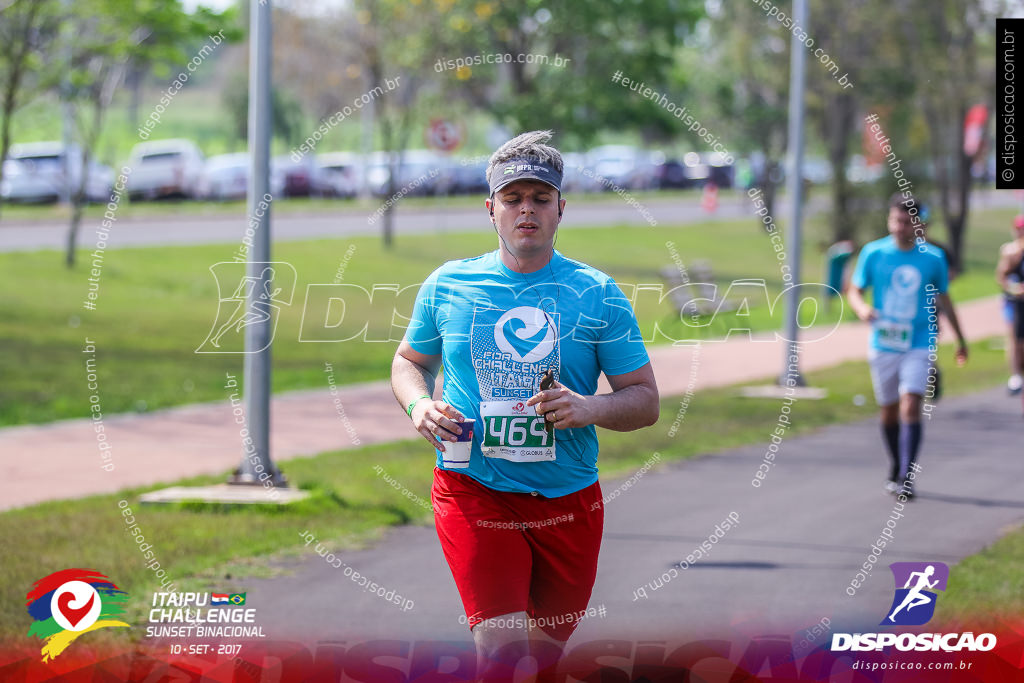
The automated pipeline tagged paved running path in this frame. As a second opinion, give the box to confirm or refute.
[1,296,1006,511]
[234,384,1024,643]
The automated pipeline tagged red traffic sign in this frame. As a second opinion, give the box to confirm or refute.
[426,119,463,153]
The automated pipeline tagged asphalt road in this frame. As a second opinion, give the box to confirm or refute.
[0,194,759,252]
[2,189,1016,253]
[220,385,1023,645]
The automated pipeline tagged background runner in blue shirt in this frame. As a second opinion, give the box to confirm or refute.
[848,194,968,500]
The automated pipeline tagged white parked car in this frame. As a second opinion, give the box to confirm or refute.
[125,139,204,200]
[197,153,285,201]
[586,145,661,190]
[317,152,362,198]
[1,142,113,203]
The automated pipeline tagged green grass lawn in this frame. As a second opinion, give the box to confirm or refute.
[0,336,1011,645]
[940,521,1024,622]
[1,206,1014,427]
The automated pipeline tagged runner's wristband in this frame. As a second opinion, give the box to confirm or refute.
[406,395,431,417]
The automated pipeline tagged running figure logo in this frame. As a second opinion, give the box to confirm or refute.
[197,262,297,353]
[881,562,949,626]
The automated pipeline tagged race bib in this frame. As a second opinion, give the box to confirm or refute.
[479,400,555,462]
[876,319,912,352]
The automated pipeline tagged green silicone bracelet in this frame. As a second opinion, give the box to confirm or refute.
[406,395,430,417]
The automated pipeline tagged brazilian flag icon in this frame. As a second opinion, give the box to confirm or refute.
[228,593,246,606]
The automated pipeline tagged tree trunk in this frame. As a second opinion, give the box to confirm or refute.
[830,176,851,242]
[380,114,395,249]
[0,83,18,223]
[65,201,83,268]
[948,146,972,272]
[825,92,858,242]
[65,149,92,269]
[760,157,781,228]
[65,89,108,268]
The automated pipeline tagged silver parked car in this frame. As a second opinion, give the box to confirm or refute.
[197,153,285,201]
[1,142,114,204]
[316,152,362,198]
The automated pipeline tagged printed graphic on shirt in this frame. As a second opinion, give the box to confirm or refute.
[875,265,921,352]
[882,265,922,321]
[472,305,559,462]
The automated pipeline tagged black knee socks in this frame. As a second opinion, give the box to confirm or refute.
[898,422,923,481]
[883,423,900,481]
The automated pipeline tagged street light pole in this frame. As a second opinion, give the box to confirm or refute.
[781,0,808,387]
[234,0,285,486]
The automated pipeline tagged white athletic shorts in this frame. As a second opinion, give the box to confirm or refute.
[868,347,933,406]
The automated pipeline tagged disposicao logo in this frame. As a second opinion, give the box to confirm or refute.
[26,568,130,662]
[882,561,948,626]
[831,561,996,653]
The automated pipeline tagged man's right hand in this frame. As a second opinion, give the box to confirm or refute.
[410,400,465,452]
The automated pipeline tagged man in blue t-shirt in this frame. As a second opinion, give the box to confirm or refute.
[848,194,967,500]
[390,130,658,676]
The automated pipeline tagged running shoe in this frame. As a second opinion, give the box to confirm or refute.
[1008,374,1023,395]
[885,480,900,494]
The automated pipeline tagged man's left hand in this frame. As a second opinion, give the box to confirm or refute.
[955,342,968,366]
[526,380,591,429]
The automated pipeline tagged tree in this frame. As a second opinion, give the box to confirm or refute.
[344,0,450,248]
[697,1,790,222]
[431,0,703,148]
[895,0,1001,270]
[61,0,234,267]
[806,0,871,244]
[0,0,59,222]
[222,76,306,146]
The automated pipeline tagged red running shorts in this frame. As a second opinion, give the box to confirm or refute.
[431,467,604,641]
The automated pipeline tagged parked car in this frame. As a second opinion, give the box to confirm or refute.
[671,151,735,189]
[125,139,204,200]
[272,154,332,198]
[197,153,285,201]
[585,145,661,190]
[448,157,490,196]
[364,150,447,197]
[1,142,113,203]
[397,149,447,196]
[316,152,362,198]
[560,152,598,193]
[654,159,691,189]
[704,151,735,188]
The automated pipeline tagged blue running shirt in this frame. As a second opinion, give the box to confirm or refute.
[405,250,650,497]
[851,237,948,352]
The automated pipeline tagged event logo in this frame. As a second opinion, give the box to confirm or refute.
[882,561,948,626]
[196,262,297,354]
[26,569,129,662]
[494,307,556,363]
